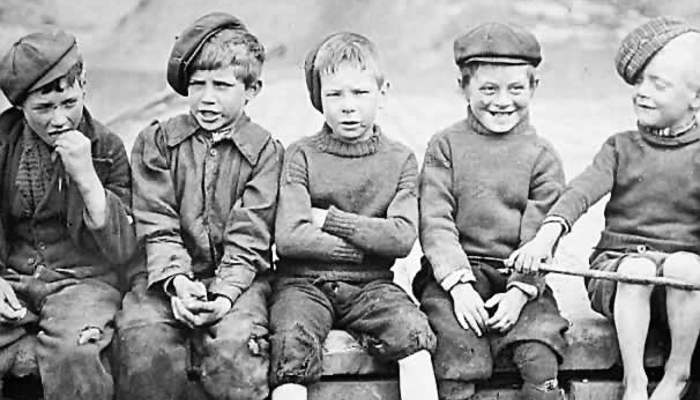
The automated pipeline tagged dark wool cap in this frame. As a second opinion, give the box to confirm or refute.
[615,16,699,85]
[0,30,80,105]
[454,22,542,68]
[303,34,330,113]
[167,12,247,96]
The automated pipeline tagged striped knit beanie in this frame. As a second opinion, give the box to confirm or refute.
[615,16,698,85]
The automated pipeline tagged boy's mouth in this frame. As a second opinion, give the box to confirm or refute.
[340,121,363,129]
[488,110,516,117]
[198,110,220,121]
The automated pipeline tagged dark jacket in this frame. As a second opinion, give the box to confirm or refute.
[131,113,284,304]
[0,107,137,288]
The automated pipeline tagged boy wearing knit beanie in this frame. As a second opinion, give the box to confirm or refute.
[511,17,700,400]
[270,32,438,400]
[413,22,568,400]
[115,12,284,400]
[0,30,137,400]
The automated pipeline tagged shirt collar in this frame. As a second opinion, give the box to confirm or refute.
[165,112,270,165]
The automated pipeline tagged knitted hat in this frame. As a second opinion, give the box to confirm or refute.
[454,22,542,69]
[167,12,247,96]
[615,16,698,85]
[0,30,80,105]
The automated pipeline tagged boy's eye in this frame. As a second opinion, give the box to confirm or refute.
[214,81,235,88]
[189,80,204,87]
[353,89,370,95]
[324,92,341,97]
[63,99,78,107]
[509,85,525,94]
[479,86,497,95]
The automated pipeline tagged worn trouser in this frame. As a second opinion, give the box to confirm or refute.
[415,262,568,400]
[115,276,271,400]
[0,278,121,400]
[269,277,436,387]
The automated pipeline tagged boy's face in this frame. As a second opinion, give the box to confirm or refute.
[320,64,387,142]
[462,64,535,133]
[187,66,259,132]
[633,51,699,129]
[21,78,85,146]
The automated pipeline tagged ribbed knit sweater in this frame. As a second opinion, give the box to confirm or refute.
[420,110,565,285]
[275,124,418,282]
[549,123,700,253]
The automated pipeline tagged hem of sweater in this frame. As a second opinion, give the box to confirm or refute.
[276,259,393,282]
[596,230,700,253]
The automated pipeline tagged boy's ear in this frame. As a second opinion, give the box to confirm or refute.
[378,80,390,109]
[244,79,263,104]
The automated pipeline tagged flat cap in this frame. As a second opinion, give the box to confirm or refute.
[0,30,80,105]
[454,22,542,68]
[615,16,698,85]
[167,12,247,96]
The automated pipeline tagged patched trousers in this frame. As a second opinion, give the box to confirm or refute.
[115,276,271,400]
[0,278,121,400]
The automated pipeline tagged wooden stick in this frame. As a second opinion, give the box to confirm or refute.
[472,256,700,291]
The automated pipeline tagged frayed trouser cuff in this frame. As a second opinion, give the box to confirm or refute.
[521,379,563,400]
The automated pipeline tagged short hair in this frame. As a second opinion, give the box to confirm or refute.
[189,28,265,88]
[313,32,384,87]
[459,61,537,88]
[34,58,84,95]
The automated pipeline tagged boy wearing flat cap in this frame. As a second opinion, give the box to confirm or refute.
[511,16,700,400]
[412,22,569,400]
[115,12,283,400]
[0,30,137,399]
[270,32,438,400]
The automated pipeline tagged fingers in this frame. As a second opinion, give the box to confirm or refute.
[463,311,482,337]
[484,293,503,309]
[0,281,22,311]
[454,309,470,331]
[171,297,196,328]
[0,301,25,322]
[45,278,79,293]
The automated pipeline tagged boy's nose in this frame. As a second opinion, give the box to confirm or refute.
[50,110,70,129]
[200,84,216,103]
[493,90,513,107]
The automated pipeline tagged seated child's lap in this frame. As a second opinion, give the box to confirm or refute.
[270,277,435,360]
[588,248,671,321]
[416,261,568,363]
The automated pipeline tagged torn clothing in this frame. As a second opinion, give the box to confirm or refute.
[0,279,121,400]
[0,107,137,288]
[414,260,568,387]
[115,276,271,400]
[269,277,436,387]
[130,112,283,303]
[419,110,564,293]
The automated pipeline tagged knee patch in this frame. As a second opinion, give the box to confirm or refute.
[270,323,323,386]
[512,341,558,385]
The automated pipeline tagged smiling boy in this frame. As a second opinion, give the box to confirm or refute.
[511,17,700,400]
[412,22,569,400]
[270,32,438,400]
[0,30,137,400]
[115,12,284,400]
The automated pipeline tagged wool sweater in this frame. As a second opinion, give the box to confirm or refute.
[420,110,565,288]
[549,123,700,253]
[275,124,418,282]
[131,113,284,304]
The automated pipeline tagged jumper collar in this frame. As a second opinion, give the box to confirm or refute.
[638,116,700,146]
[313,124,383,157]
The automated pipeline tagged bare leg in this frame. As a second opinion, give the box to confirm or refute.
[271,383,308,400]
[398,350,438,400]
[614,257,656,400]
[650,252,700,400]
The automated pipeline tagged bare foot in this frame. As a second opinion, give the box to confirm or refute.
[649,373,688,400]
